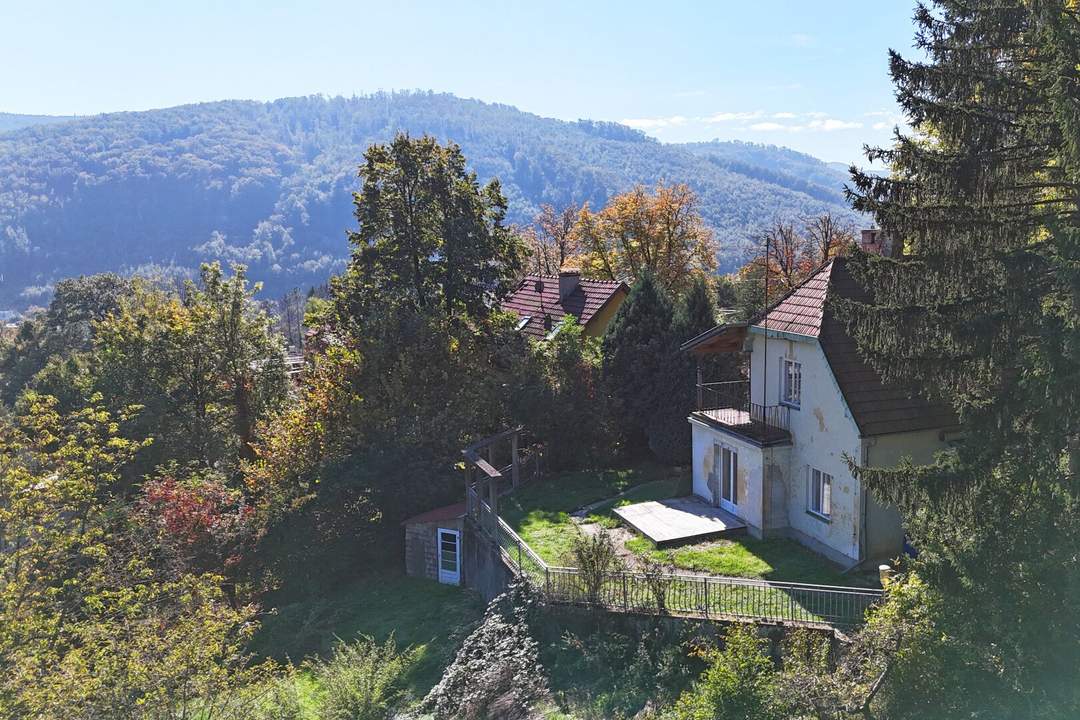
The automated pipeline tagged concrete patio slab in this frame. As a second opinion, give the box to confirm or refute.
[613,496,747,548]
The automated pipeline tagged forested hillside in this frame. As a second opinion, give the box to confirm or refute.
[0,112,78,134]
[0,92,860,308]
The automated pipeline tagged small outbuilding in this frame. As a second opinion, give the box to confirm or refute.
[402,502,466,586]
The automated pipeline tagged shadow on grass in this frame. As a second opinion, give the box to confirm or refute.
[250,572,484,699]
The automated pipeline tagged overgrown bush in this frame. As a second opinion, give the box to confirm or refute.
[424,582,547,720]
[665,625,780,720]
[306,636,417,720]
[241,674,303,720]
[543,613,703,719]
[571,531,621,604]
[639,556,673,613]
[513,316,619,470]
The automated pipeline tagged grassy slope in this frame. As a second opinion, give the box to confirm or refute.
[500,463,691,564]
[252,573,484,704]
[624,534,875,586]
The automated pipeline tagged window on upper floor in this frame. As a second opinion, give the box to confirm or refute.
[781,357,802,408]
[808,467,832,519]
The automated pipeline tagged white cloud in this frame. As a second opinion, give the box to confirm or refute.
[620,115,688,130]
[749,122,791,132]
[701,110,764,124]
[807,118,863,131]
[772,112,798,119]
[872,121,891,130]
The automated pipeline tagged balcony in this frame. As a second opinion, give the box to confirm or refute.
[693,380,791,446]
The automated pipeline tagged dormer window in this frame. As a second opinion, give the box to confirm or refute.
[781,358,802,408]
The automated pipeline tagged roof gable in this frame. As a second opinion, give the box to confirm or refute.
[755,261,834,337]
[502,274,628,339]
[750,258,957,437]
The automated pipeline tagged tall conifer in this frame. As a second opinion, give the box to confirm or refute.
[842,2,1080,714]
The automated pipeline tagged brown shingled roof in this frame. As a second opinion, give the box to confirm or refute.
[756,262,834,337]
[502,274,629,339]
[754,259,957,437]
[401,502,466,526]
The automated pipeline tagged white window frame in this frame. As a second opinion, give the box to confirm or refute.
[780,357,802,409]
[807,467,832,520]
[711,441,738,513]
[437,528,461,585]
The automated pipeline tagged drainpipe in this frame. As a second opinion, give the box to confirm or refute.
[858,438,877,564]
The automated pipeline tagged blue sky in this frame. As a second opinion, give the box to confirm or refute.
[2,1,920,163]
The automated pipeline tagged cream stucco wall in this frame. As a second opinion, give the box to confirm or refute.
[690,418,790,537]
[860,428,947,559]
[747,330,864,562]
[583,288,627,338]
[688,329,950,565]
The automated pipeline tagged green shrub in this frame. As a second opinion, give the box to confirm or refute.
[307,636,417,720]
[666,625,779,720]
[244,674,303,720]
[552,618,701,718]
[571,532,621,604]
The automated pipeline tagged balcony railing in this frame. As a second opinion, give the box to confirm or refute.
[695,380,790,444]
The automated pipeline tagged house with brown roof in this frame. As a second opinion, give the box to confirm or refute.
[502,270,629,340]
[682,240,958,566]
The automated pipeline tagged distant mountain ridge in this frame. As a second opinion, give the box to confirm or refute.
[0,112,80,134]
[0,92,861,308]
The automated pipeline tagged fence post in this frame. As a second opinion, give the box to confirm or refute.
[622,573,629,611]
[517,541,523,575]
[511,432,520,488]
[696,363,703,410]
[703,579,709,618]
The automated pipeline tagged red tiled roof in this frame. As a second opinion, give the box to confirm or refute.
[502,274,629,339]
[754,259,958,437]
[756,262,835,337]
[401,502,466,526]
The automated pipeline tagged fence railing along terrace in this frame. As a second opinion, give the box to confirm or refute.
[466,484,883,628]
[697,379,790,434]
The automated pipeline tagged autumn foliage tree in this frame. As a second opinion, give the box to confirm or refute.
[578,183,717,293]
[746,213,855,296]
[523,202,583,274]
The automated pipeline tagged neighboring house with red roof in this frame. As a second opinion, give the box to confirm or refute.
[501,270,629,340]
[682,233,958,566]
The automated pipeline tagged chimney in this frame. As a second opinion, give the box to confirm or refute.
[860,228,900,258]
[558,269,580,301]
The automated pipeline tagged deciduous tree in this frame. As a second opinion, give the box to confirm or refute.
[578,183,717,294]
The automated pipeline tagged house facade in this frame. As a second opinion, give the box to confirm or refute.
[684,254,957,566]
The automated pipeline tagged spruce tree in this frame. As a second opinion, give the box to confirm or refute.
[841,2,1080,716]
[602,272,676,456]
[647,277,740,464]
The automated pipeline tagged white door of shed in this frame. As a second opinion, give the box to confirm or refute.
[437,528,461,585]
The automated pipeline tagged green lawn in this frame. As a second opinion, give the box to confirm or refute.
[624,534,877,587]
[499,463,691,564]
[252,572,484,703]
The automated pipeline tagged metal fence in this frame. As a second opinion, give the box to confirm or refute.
[698,380,790,433]
[466,484,883,628]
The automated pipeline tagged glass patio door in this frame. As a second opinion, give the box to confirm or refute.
[720,446,738,513]
[711,443,738,513]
